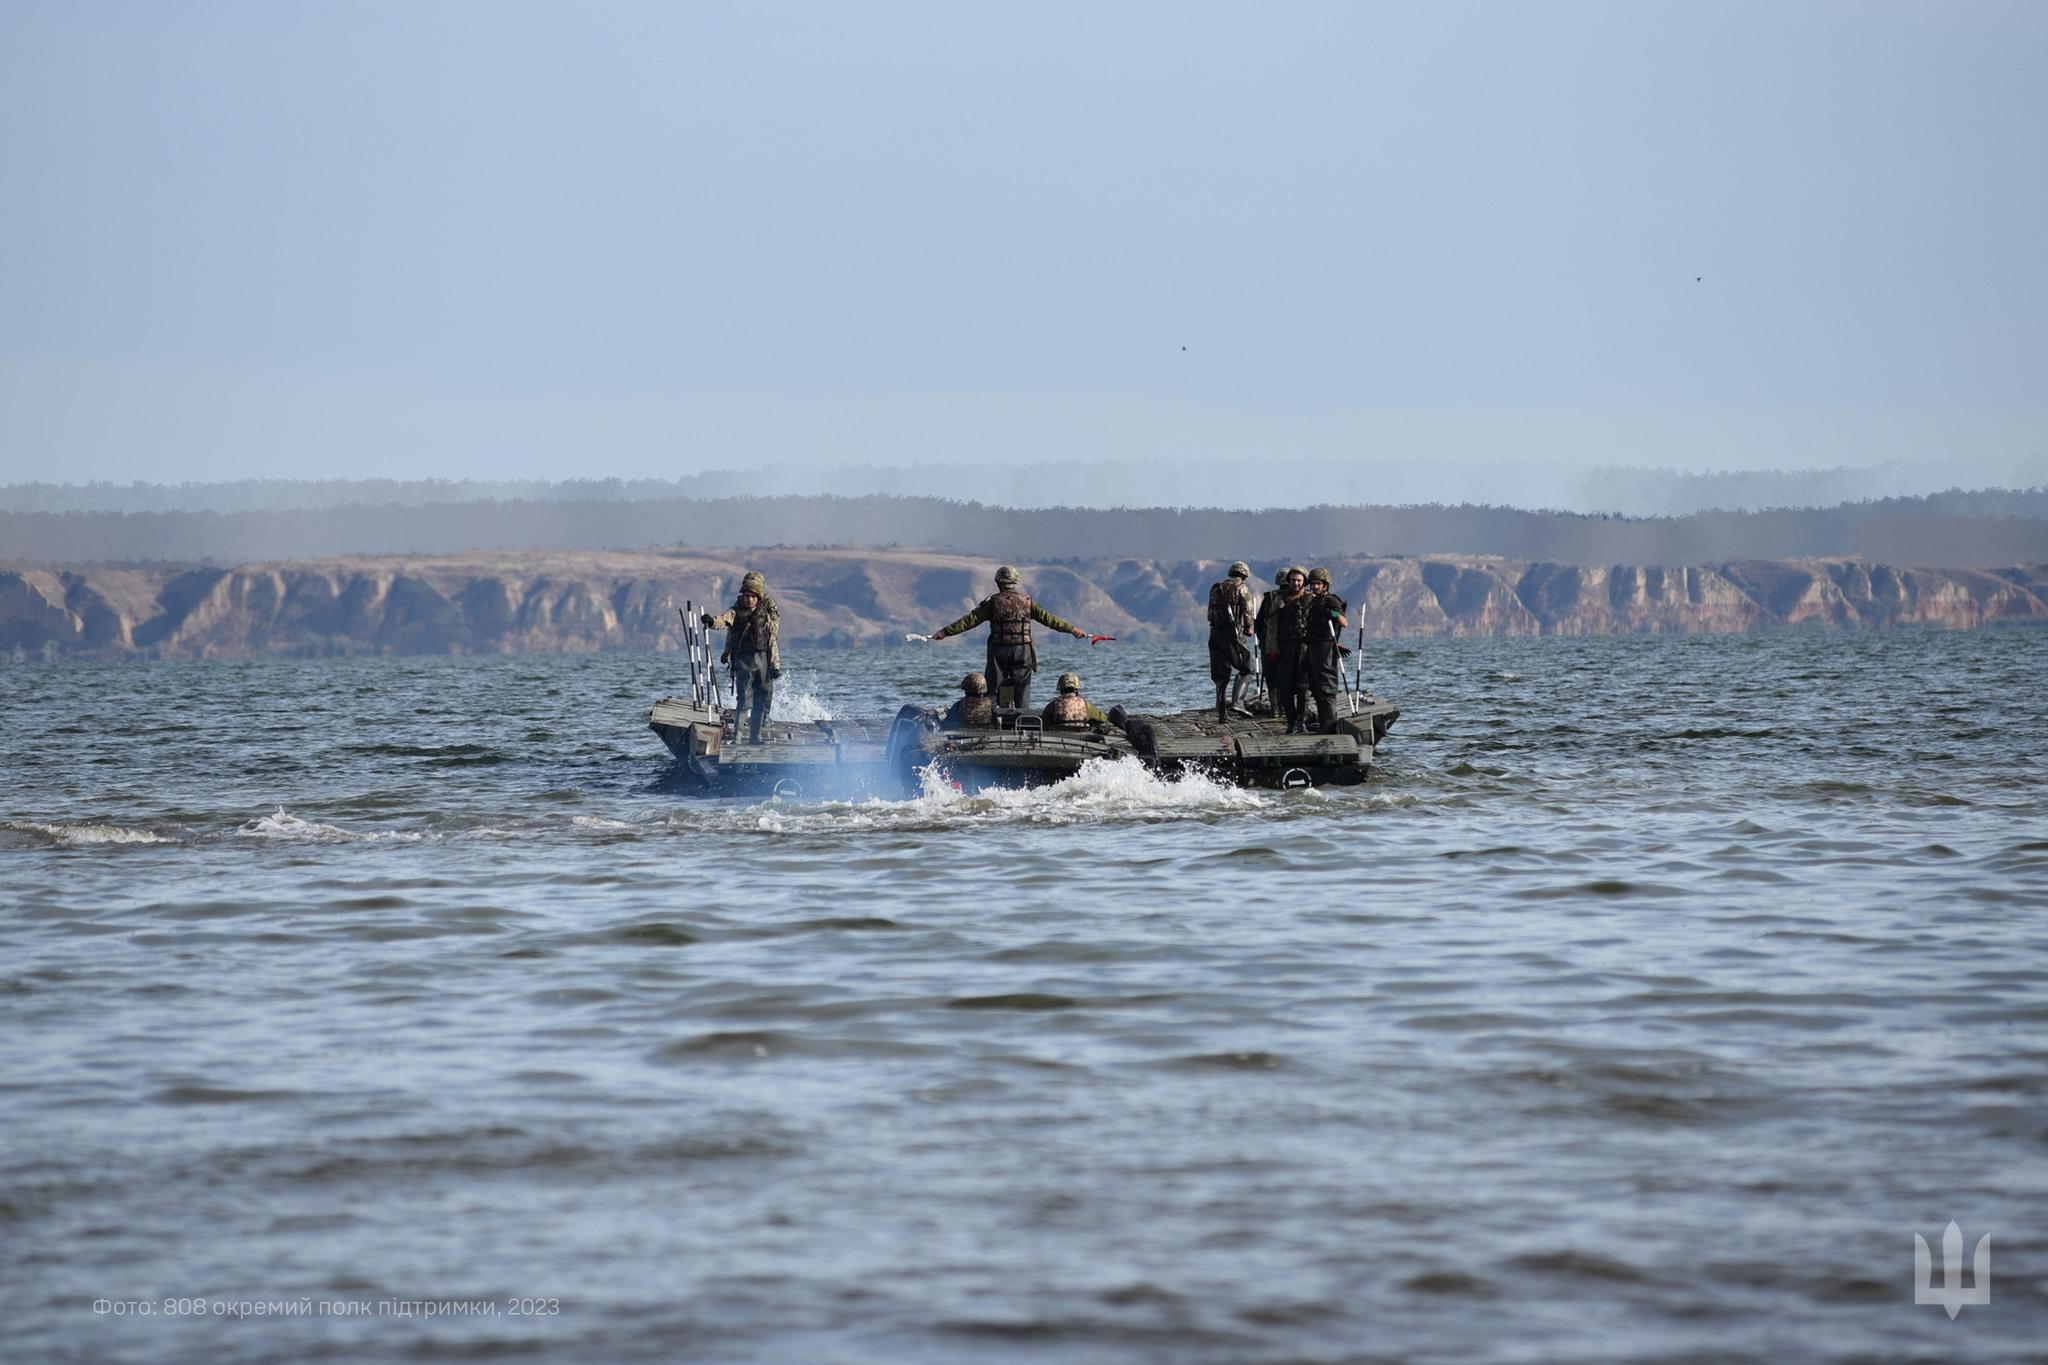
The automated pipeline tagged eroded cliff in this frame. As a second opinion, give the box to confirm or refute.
[4,549,2045,658]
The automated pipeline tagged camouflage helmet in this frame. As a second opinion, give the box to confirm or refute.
[739,570,767,597]
[1283,565,1307,584]
[1228,560,1251,579]
[1055,671,1081,693]
[1307,566,1332,585]
[994,565,1021,587]
[961,672,988,696]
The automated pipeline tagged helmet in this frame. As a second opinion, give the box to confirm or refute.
[1307,566,1331,585]
[1056,672,1081,693]
[1228,560,1250,579]
[739,571,766,596]
[1283,565,1306,584]
[994,565,1020,587]
[961,673,988,696]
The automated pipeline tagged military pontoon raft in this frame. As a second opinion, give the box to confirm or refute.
[648,602,1399,797]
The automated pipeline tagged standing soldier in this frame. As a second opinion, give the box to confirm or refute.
[703,570,779,744]
[1260,566,1312,732]
[1206,560,1257,722]
[930,565,1089,713]
[942,673,996,729]
[1303,567,1350,733]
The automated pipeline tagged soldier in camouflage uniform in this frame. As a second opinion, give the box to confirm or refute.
[1206,559,1257,722]
[1303,566,1351,733]
[930,565,1089,713]
[1041,671,1111,731]
[703,570,780,743]
[942,673,996,729]
[1258,566,1312,732]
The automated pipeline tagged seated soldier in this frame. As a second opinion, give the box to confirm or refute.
[942,673,997,729]
[1040,671,1111,731]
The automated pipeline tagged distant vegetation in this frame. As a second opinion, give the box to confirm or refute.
[3,485,2045,567]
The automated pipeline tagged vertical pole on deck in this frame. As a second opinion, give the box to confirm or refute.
[681,601,701,705]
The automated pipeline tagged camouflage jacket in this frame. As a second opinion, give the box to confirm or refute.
[1303,593,1349,646]
[1207,578,1254,634]
[937,591,1078,643]
[709,595,780,667]
[942,695,997,729]
[1041,695,1110,729]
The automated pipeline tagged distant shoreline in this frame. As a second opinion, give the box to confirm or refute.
[5,548,2045,659]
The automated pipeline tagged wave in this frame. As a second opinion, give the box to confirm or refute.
[734,757,1283,834]
[771,683,836,723]
[4,819,171,847]
[234,808,428,843]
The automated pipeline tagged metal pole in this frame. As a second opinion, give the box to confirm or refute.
[681,602,701,705]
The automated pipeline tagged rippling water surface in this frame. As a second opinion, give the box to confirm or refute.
[6,632,2046,1362]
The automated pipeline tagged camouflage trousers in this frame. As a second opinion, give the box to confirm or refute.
[1208,628,1253,684]
[1305,641,1344,732]
[1269,642,1309,731]
[730,650,773,738]
[986,643,1035,712]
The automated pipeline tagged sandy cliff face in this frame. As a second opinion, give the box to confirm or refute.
[4,549,2044,657]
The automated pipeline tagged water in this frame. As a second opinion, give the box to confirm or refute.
[5,632,2045,1363]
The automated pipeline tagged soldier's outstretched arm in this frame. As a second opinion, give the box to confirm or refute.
[931,598,993,640]
[1030,602,1084,636]
[704,607,737,629]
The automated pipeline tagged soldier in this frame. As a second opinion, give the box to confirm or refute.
[929,565,1089,713]
[702,570,779,744]
[942,673,996,729]
[1206,559,1257,722]
[1259,566,1312,732]
[1040,671,1111,731]
[1303,567,1351,733]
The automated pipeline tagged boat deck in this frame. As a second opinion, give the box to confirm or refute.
[649,693,1401,795]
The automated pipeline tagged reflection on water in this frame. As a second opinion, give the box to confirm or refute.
[3,632,2046,1362]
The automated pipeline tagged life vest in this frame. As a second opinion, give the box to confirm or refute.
[1275,592,1314,642]
[1046,691,1091,727]
[728,599,774,654]
[990,589,1034,647]
[1208,579,1245,629]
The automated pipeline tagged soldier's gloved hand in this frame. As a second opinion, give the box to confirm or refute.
[930,628,946,640]
[769,665,782,680]
[719,652,729,665]
[699,613,715,628]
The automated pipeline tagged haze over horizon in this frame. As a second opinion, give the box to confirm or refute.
[3,3,2044,494]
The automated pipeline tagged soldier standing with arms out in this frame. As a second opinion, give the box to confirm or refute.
[1206,560,1258,722]
[702,570,780,744]
[1303,567,1350,733]
[942,673,996,729]
[930,565,1089,713]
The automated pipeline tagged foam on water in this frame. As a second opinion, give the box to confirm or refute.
[4,819,170,846]
[770,682,835,723]
[235,808,428,843]
[739,757,1279,834]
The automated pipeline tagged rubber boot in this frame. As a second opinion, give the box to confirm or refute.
[1215,682,1229,724]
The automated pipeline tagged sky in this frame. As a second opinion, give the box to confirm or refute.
[1,1,2043,491]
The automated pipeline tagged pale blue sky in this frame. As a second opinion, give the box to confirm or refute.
[1,1,2042,491]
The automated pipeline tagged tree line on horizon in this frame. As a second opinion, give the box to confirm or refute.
[3,492,2045,568]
